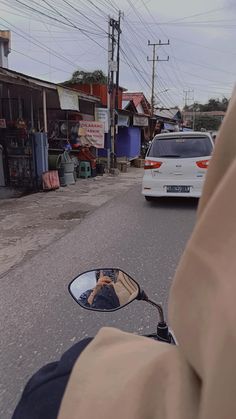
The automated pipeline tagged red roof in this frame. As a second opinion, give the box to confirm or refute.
[122,92,151,114]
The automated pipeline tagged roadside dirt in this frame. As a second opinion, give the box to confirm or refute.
[0,168,143,277]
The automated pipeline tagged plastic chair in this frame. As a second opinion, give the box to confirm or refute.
[79,161,91,178]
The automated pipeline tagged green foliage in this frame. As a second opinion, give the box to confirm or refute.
[194,115,222,131]
[185,97,229,112]
[68,69,107,84]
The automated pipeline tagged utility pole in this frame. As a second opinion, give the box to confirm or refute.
[192,90,196,130]
[107,13,122,171]
[109,18,116,170]
[183,89,194,108]
[114,11,122,169]
[147,40,170,116]
[183,89,194,129]
[107,16,112,171]
[115,11,122,111]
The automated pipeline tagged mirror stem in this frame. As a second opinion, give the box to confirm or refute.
[138,290,165,323]
[146,299,165,324]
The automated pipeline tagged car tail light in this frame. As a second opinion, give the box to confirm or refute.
[144,160,162,170]
[196,160,210,169]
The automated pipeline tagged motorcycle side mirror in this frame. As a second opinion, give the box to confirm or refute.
[68,269,140,312]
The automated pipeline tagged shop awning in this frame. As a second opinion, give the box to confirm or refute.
[0,67,99,103]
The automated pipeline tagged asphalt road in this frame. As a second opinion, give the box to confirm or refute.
[0,185,197,418]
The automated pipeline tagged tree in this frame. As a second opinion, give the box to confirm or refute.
[68,69,107,84]
[184,97,229,112]
[194,115,222,131]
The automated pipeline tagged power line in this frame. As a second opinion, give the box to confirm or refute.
[123,2,177,104]
[125,0,186,99]
[120,39,173,108]
[172,36,236,57]
[82,0,108,18]
[131,0,233,102]
[139,0,187,90]
[1,0,95,34]
[120,49,172,109]
[129,6,229,25]
[11,48,72,75]
[91,0,119,14]
[34,0,105,32]
[121,22,180,107]
[181,69,234,85]
[60,0,108,35]
[14,0,107,39]
[147,40,170,115]
[172,55,236,78]
[166,6,229,23]
[0,16,87,70]
[158,22,236,29]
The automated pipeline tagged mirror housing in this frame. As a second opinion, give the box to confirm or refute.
[68,269,140,312]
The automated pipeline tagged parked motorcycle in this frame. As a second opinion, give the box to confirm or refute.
[69,268,176,344]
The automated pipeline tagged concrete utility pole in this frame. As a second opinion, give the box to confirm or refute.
[107,17,112,170]
[183,89,195,129]
[115,11,122,111]
[107,12,122,171]
[183,89,194,108]
[147,40,170,116]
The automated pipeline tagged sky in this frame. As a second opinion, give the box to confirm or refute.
[0,0,235,109]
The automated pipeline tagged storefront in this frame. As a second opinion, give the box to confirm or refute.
[96,109,150,161]
[0,68,100,190]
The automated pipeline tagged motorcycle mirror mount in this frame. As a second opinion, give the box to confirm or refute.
[137,289,171,343]
[68,268,172,343]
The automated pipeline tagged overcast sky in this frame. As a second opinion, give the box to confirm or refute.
[0,0,235,108]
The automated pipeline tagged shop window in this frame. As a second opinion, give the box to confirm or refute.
[79,100,94,116]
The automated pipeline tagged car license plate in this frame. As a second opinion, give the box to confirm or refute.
[166,185,190,193]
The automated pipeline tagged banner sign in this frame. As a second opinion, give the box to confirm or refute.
[97,108,109,133]
[78,121,105,148]
[57,87,80,111]
[118,114,130,127]
[133,115,149,127]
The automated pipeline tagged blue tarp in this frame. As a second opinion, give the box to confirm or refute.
[98,127,141,159]
[116,127,141,158]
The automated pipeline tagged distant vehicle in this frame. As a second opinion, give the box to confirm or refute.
[210,131,218,143]
[142,131,214,200]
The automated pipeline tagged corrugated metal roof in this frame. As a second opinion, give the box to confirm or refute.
[155,108,181,120]
[122,92,151,114]
[0,67,99,102]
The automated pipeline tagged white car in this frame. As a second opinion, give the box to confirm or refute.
[142,131,214,200]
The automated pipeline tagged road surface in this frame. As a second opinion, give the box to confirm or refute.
[0,185,197,418]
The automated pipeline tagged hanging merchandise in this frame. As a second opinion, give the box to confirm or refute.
[5,129,34,189]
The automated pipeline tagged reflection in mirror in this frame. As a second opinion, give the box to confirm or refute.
[69,269,140,311]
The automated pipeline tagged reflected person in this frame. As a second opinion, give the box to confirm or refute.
[79,275,120,310]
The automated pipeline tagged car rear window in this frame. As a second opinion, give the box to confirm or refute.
[148,136,213,158]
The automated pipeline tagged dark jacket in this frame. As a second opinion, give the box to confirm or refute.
[12,338,92,419]
[79,285,120,310]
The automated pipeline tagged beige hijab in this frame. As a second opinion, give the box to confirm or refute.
[113,270,139,305]
[58,88,236,419]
